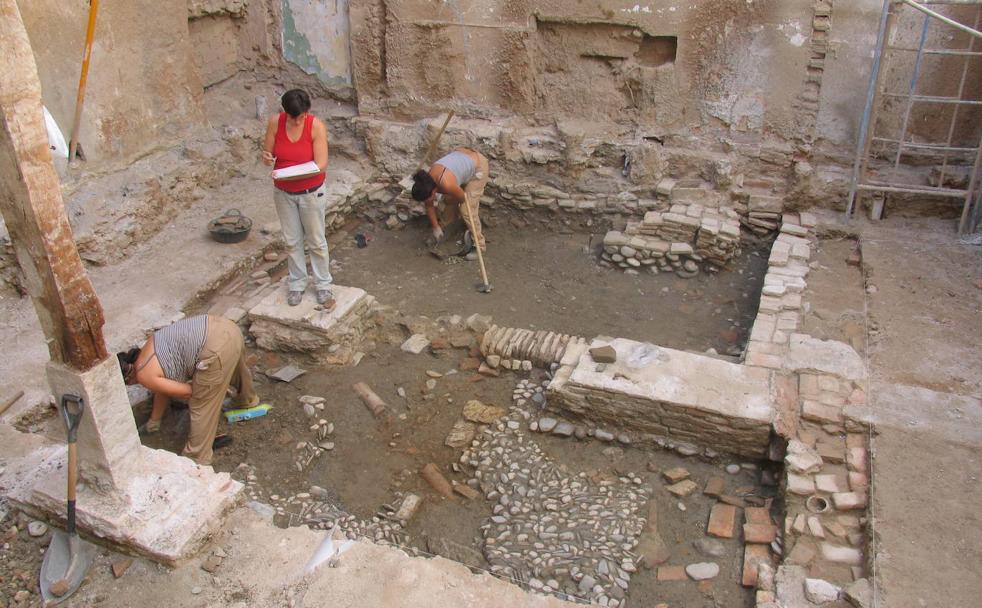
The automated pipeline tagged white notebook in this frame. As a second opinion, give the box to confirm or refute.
[272,161,320,180]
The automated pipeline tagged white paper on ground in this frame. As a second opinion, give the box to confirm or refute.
[272,161,320,180]
[304,531,355,574]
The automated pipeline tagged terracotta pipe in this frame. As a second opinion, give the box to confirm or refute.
[68,0,100,162]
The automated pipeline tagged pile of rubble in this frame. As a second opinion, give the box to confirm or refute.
[602,202,742,277]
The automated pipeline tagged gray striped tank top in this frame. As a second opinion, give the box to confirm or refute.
[154,315,208,383]
[435,151,476,185]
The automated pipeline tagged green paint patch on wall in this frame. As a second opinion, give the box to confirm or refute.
[281,0,351,87]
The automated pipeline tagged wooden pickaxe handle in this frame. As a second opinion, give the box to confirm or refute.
[417,111,455,171]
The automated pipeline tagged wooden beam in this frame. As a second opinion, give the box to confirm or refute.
[0,0,108,371]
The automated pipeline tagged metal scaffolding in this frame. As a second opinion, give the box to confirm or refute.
[846,0,982,234]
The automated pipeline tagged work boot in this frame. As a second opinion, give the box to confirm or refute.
[287,290,303,306]
[316,289,336,311]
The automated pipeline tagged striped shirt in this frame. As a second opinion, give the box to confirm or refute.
[154,315,208,383]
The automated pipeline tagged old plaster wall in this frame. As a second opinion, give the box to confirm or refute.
[188,0,281,88]
[350,0,831,141]
[17,0,205,164]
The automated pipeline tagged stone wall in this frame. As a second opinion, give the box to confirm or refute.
[548,338,775,459]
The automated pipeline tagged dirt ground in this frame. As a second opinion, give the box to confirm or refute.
[137,329,771,607]
[332,210,770,356]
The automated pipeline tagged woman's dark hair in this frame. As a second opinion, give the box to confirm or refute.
[281,89,311,117]
[411,170,437,201]
[117,348,140,379]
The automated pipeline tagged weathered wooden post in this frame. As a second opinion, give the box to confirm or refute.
[0,0,143,489]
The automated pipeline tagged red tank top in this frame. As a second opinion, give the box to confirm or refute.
[273,113,326,193]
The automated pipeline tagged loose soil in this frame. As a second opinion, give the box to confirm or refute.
[332,210,770,356]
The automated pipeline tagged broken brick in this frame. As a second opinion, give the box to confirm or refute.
[662,467,691,483]
[741,544,771,587]
[719,494,747,508]
[744,507,771,526]
[657,565,687,581]
[743,523,778,544]
[707,503,738,538]
[665,480,699,497]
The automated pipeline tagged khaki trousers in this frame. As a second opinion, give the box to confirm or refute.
[183,316,256,465]
[441,152,490,250]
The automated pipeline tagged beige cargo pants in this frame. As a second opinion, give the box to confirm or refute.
[183,316,256,465]
[441,152,490,251]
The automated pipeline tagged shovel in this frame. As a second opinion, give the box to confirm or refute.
[40,394,96,604]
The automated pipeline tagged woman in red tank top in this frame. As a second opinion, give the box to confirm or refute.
[261,89,335,310]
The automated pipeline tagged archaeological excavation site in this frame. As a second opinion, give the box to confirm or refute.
[1,1,981,607]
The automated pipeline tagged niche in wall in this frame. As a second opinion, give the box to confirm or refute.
[636,35,677,68]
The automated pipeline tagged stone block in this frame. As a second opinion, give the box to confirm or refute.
[848,471,869,493]
[12,446,240,564]
[815,474,845,494]
[787,473,815,495]
[707,503,738,538]
[549,337,773,458]
[819,542,863,565]
[847,447,867,473]
[249,284,372,353]
[802,400,843,424]
[45,358,144,490]
[785,440,823,474]
[816,441,845,464]
[787,334,865,381]
[589,345,617,363]
[832,492,867,511]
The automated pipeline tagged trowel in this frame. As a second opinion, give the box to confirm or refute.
[40,394,96,604]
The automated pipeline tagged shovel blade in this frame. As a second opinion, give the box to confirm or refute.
[40,530,95,604]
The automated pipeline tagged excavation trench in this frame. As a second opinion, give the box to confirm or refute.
[134,209,781,607]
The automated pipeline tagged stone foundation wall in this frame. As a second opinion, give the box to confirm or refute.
[548,338,775,459]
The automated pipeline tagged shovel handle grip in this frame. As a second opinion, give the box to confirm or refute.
[60,394,85,443]
[60,395,83,535]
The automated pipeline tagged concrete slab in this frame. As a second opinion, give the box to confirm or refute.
[7,440,241,565]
